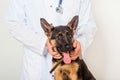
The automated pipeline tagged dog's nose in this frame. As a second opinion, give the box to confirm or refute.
[66,45,69,48]
[65,44,71,49]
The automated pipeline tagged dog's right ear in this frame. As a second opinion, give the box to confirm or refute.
[40,18,53,33]
[67,16,79,30]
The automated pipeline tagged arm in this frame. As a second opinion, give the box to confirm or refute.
[5,0,46,56]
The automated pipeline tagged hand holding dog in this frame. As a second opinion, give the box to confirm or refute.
[46,39,62,59]
[70,40,81,60]
[46,39,81,60]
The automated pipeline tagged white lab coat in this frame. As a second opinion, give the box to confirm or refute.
[6,0,97,80]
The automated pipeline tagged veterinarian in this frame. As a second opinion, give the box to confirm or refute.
[6,0,97,80]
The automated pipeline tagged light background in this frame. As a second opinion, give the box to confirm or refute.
[0,0,120,80]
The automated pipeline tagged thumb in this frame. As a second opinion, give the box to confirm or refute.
[73,40,77,48]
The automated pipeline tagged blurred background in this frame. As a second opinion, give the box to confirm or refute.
[0,0,120,80]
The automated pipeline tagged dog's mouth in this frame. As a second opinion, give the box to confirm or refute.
[62,51,71,64]
[56,44,74,64]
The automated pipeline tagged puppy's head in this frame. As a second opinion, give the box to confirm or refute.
[40,16,79,63]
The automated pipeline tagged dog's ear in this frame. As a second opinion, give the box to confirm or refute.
[67,16,79,30]
[40,18,53,33]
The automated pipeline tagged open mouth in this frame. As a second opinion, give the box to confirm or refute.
[62,51,71,64]
[57,45,74,64]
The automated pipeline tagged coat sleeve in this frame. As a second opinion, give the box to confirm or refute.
[5,0,47,56]
[74,0,97,56]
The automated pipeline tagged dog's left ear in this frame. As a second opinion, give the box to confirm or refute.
[40,18,53,33]
[67,16,79,30]
[40,18,54,37]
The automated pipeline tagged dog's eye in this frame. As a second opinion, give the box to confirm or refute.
[66,32,72,38]
[66,32,69,35]
[57,34,63,39]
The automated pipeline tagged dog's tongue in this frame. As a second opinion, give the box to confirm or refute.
[63,52,71,64]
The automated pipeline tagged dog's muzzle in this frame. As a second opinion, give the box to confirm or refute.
[57,44,73,53]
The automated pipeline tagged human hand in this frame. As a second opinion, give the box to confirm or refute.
[46,39,62,59]
[70,40,81,60]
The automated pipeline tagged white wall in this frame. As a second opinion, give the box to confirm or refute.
[0,0,120,80]
[84,0,120,80]
[0,0,22,80]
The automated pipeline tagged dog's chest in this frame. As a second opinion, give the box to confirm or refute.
[53,62,79,80]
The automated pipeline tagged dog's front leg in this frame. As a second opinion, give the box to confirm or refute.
[54,65,63,80]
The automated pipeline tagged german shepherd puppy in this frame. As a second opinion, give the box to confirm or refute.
[40,16,96,80]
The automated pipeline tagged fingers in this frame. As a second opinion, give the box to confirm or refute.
[70,55,79,60]
[70,40,81,60]
[53,53,62,59]
[46,39,62,59]
[73,40,77,48]
[50,51,62,59]
[70,50,80,60]
[73,40,80,52]
[46,39,52,51]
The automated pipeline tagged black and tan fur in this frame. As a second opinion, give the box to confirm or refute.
[40,16,96,80]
